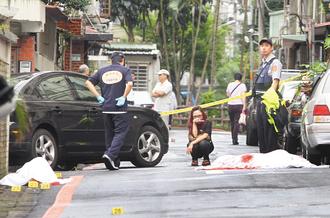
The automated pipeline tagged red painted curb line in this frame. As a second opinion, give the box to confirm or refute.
[42,175,84,218]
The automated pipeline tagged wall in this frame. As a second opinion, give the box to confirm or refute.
[0,38,11,178]
[57,18,84,72]
[36,16,57,71]
[4,0,46,33]
[16,35,35,72]
[126,55,160,93]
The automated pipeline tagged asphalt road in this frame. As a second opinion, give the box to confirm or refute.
[28,130,330,218]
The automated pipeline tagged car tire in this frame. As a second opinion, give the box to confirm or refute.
[31,129,58,169]
[246,120,258,146]
[302,143,307,158]
[131,126,164,167]
[283,130,299,154]
[56,162,76,171]
[306,149,321,165]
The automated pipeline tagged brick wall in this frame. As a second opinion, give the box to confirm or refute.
[0,57,10,178]
[57,18,83,36]
[17,36,35,72]
[0,117,8,178]
[63,40,85,72]
[57,18,85,72]
[71,40,85,72]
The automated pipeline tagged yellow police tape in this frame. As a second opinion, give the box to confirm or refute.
[160,72,307,116]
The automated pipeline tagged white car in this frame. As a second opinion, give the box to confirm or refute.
[127,91,154,109]
[301,70,330,165]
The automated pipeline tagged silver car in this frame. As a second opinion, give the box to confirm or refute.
[301,70,330,165]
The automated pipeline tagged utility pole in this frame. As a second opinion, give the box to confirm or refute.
[257,0,264,41]
[249,1,255,90]
[210,0,221,89]
[240,0,248,72]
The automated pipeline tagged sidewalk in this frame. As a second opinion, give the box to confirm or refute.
[0,185,41,218]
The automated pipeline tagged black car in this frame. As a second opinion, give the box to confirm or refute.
[9,72,169,169]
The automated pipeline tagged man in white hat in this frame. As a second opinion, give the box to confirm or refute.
[152,69,173,128]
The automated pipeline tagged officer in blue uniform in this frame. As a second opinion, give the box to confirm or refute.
[85,52,133,170]
[254,38,283,153]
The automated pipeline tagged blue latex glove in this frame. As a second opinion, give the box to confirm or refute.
[115,96,126,106]
[96,96,105,105]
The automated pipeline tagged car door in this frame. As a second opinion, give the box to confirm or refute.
[66,74,104,154]
[35,74,90,151]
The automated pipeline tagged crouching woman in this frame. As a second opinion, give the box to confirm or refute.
[187,106,214,166]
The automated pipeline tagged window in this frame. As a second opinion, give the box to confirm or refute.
[128,63,148,91]
[67,76,99,101]
[36,76,74,101]
[99,0,111,18]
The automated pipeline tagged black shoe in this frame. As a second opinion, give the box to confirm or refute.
[114,157,120,168]
[233,141,239,145]
[102,154,119,170]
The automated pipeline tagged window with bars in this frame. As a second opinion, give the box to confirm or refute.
[99,0,111,18]
[127,63,149,91]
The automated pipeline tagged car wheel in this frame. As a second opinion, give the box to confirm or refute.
[305,149,321,165]
[302,143,306,158]
[56,162,76,171]
[283,129,299,154]
[31,129,58,169]
[131,126,164,167]
[246,119,258,146]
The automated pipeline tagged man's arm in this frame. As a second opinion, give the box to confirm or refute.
[123,82,133,97]
[152,82,172,97]
[152,90,166,97]
[85,80,101,97]
[271,78,280,91]
[271,60,282,91]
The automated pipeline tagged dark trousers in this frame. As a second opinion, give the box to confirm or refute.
[228,104,243,144]
[103,113,129,160]
[188,140,214,160]
[256,101,279,153]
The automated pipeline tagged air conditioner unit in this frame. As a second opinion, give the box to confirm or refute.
[95,24,107,32]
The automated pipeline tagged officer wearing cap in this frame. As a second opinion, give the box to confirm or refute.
[254,38,283,153]
[85,51,133,170]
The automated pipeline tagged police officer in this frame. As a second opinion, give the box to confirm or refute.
[254,38,283,153]
[85,52,133,170]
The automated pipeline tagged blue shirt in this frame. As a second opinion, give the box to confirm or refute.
[88,63,132,112]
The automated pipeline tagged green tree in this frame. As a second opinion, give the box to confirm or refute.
[111,0,159,42]
[41,0,91,13]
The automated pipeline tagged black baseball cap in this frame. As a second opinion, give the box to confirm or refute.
[111,51,125,62]
[259,38,273,46]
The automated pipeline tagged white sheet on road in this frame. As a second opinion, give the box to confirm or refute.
[0,157,71,187]
[202,150,324,170]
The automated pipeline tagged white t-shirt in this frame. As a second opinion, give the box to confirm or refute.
[152,80,173,112]
[226,81,247,105]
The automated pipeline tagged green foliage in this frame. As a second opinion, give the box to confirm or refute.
[324,35,330,50]
[41,0,91,12]
[301,62,327,78]
[200,90,220,118]
[15,100,29,135]
[111,0,159,41]
[216,57,240,98]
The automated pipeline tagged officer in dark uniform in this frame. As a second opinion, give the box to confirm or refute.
[254,38,283,153]
[85,52,133,170]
